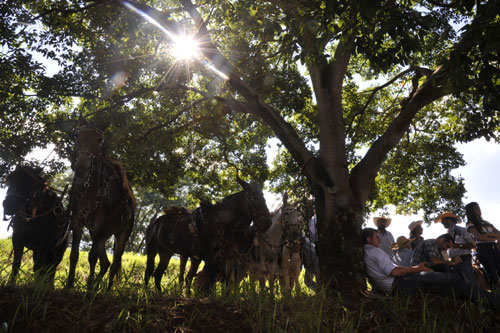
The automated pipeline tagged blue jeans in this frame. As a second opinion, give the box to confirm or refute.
[392,271,500,308]
[476,243,500,289]
[452,255,476,285]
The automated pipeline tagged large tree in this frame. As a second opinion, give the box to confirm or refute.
[1,0,499,294]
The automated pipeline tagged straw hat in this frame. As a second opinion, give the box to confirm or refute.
[408,220,423,232]
[434,211,461,224]
[391,236,414,250]
[373,216,392,227]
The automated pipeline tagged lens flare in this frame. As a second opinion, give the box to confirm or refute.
[172,34,199,61]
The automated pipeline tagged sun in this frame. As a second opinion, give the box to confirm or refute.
[172,34,199,61]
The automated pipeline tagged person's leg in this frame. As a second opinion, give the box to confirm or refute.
[453,255,476,285]
[477,245,499,290]
[395,270,500,308]
[393,272,453,296]
[492,248,500,285]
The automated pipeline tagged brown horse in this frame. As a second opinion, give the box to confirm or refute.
[66,116,136,290]
[2,165,69,286]
[144,207,202,293]
[144,178,271,293]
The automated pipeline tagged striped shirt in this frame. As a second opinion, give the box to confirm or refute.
[466,220,496,244]
[410,239,443,266]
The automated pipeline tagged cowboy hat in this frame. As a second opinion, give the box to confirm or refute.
[408,220,423,232]
[373,216,392,227]
[391,236,414,250]
[434,211,461,223]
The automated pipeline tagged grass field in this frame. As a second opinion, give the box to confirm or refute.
[1,238,499,332]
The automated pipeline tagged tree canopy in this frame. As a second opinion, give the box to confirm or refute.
[1,0,499,291]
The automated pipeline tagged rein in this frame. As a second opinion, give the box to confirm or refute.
[5,185,65,223]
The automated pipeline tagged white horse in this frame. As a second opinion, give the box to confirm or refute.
[250,192,302,294]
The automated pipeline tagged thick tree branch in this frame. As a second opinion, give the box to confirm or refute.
[181,0,313,168]
[346,67,414,136]
[350,66,448,203]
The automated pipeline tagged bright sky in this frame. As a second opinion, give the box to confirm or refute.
[369,139,500,241]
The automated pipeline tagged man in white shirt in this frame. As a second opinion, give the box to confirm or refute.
[374,216,395,256]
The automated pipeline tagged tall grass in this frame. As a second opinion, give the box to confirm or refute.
[1,237,499,332]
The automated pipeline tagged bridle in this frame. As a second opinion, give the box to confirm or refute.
[3,171,64,223]
[241,189,271,233]
[280,203,302,248]
[73,125,103,184]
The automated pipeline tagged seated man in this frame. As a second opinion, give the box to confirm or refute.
[362,228,499,307]
[410,234,462,271]
[391,236,414,267]
[435,211,476,284]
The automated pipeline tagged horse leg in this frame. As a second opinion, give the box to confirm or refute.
[107,224,132,290]
[96,239,111,288]
[33,247,52,286]
[144,244,157,287]
[9,239,23,285]
[67,224,82,289]
[179,255,187,290]
[292,252,301,294]
[281,249,291,291]
[185,258,201,296]
[153,251,172,292]
[267,260,277,296]
[86,238,100,290]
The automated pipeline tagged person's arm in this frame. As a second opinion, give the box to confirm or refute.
[390,262,432,277]
[453,242,475,250]
[490,225,500,237]
[468,226,500,241]
[429,256,462,266]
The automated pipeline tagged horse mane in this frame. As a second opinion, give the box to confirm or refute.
[162,206,191,215]
[101,156,136,206]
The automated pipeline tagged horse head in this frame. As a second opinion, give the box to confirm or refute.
[236,177,271,233]
[267,192,301,245]
[3,165,44,216]
[281,200,301,243]
[72,116,109,180]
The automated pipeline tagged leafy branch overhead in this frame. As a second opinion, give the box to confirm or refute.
[1,0,499,213]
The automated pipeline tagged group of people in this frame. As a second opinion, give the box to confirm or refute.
[363,202,500,308]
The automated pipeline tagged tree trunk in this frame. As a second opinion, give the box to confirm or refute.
[313,182,365,295]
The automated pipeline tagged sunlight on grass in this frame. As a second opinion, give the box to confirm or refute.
[1,238,498,331]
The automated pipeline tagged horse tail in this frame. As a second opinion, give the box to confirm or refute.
[144,216,161,284]
[145,217,161,256]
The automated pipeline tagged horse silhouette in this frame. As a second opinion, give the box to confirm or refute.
[3,165,69,285]
[145,178,271,293]
[66,116,135,290]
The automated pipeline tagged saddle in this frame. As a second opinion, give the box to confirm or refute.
[162,206,191,215]
[162,206,201,259]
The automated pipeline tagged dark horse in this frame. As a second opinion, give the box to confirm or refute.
[66,116,136,290]
[2,165,69,285]
[145,178,271,292]
[144,206,202,293]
